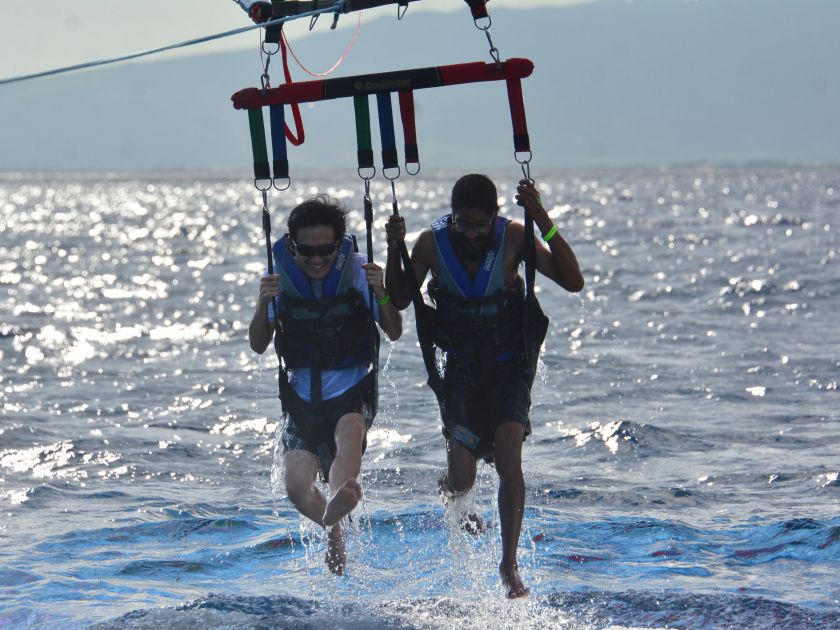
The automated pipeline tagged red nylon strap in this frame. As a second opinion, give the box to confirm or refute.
[506,78,530,153]
[398,91,419,165]
[279,30,305,146]
[232,59,534,108]
[464,0,489,20]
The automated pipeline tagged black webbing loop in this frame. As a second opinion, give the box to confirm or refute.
[519,162,548,388]
[261,190,281,329]
[389,180,441,395]
[362,178,381,406]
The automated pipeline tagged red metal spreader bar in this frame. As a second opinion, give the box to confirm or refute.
[232,57,532,108]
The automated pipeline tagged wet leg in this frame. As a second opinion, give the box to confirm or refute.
[323,412,365,527]
[284,449,326,526]
[439,440,485,534]
[494,422,529,599]
[284,449,344,574]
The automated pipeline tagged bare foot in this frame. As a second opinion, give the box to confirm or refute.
[500,562,530,599]
[325,525,345,575]
[323,479,362,527]
[460,512,486,535]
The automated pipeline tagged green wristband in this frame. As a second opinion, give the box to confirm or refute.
[376,293,392,306]
[541,224,558,242]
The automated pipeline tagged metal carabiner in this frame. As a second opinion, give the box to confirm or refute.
[390,179,401,207]
[516,155,533,183]
[484,29,502,68]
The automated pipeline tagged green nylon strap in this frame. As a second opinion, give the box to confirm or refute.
[248,108,271,180]
[353,95,374,169]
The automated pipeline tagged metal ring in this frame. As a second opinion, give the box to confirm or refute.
[357,166,376,180]
[261,41,280,56]
[405,161,421,176]
[398,3,409,20]
[254,178,273,192]
[474,16,492,31]
[383,166,401,181]
[272,177,291,192]
[515,151,533,166]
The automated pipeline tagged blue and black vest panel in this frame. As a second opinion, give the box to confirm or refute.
[428,215,525,368]
[272,234,375,375]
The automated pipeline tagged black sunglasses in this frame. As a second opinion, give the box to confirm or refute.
[291,239,340,258]
[451,215,495,232]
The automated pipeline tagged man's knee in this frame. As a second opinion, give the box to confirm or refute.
[447,468,476,494]
[493,423,525,480]
[494,455,523,482]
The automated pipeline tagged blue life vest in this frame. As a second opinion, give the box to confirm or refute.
[428,215,525,370]
[271,234,377,402]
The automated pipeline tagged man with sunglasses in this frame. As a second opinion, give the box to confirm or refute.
[385,174,583,598]
[249,196,402,575]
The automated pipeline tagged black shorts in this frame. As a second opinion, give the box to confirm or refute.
[279,373,375,482]
[438,358,532,462]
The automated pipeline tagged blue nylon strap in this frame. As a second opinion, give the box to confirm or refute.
[269,104,289,179]
[375,93,399,170]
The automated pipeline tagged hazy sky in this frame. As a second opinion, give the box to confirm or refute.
[0,0,594,80]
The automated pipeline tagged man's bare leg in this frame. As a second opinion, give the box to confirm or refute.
[323,413,366,527]
[284,449,345,574]
[284,449,327,525]
[439,439,485,534]
[494,422,530,599]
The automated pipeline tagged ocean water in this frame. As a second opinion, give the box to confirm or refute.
[0,167,838,629]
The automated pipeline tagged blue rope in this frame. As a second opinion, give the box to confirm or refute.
[0,3,343,87]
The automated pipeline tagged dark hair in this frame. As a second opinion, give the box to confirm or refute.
[287,195,348,241]
[451,173,498,216]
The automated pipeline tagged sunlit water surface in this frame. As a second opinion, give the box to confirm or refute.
[1,168,838,629]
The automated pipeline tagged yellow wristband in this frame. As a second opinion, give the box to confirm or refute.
[541,225,558,242]
[376,293,392,306]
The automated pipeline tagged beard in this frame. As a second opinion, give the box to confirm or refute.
[452,230,492,262]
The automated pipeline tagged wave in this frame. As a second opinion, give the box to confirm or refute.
[85,588,840,630]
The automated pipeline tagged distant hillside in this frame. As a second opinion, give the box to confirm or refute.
[1,0,838,172]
